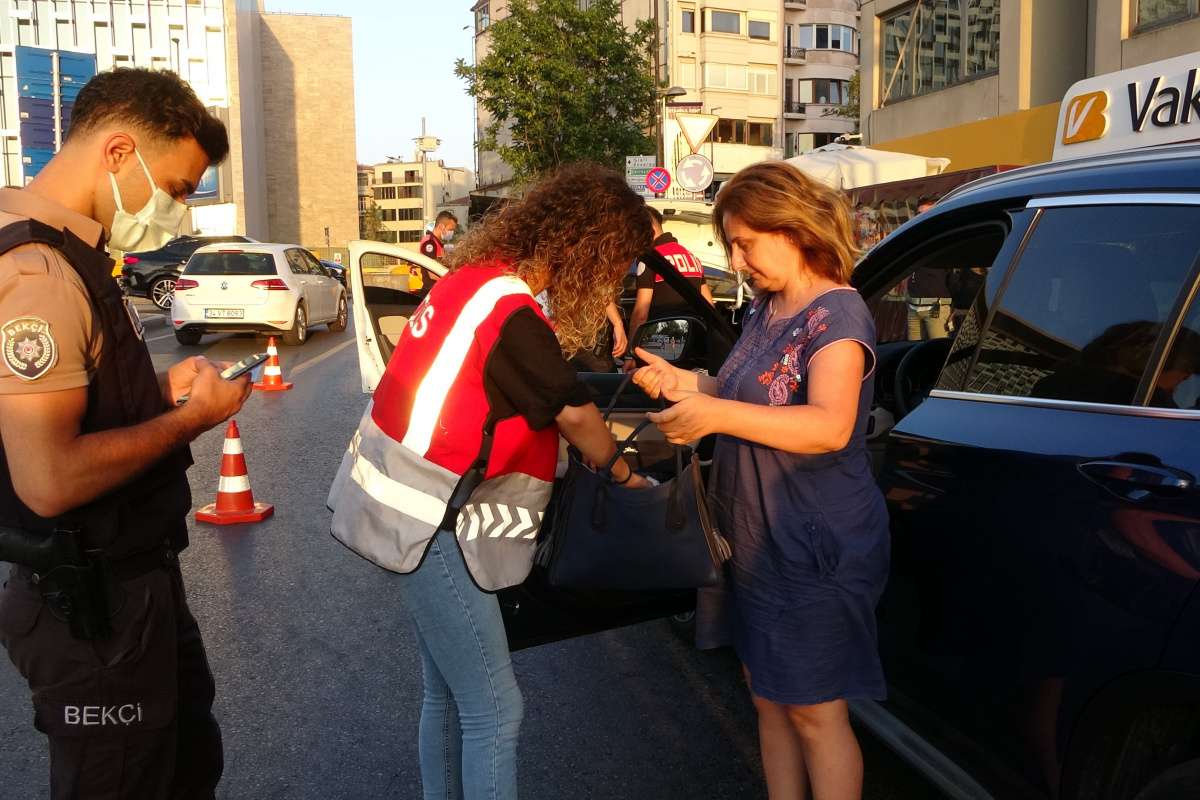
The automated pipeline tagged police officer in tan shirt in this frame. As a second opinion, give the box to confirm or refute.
[0,68,250,799]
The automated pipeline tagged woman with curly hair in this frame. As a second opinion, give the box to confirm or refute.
[634,161,889,800]
[328,162,652,800]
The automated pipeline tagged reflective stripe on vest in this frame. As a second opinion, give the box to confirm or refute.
[328,267,556,591]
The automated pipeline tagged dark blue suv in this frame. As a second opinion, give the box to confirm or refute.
[835,142,1200,800]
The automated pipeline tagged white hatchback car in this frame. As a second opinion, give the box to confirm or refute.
[171,243,348,346]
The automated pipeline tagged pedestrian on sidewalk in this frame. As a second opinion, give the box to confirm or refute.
[328,162,654,800]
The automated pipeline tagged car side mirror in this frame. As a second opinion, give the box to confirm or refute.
[632,317,703,366]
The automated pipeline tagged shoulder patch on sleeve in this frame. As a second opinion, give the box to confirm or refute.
[636,261,646,276]
[2,316,58,381]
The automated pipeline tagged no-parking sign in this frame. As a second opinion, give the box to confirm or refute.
[645,167,671,194]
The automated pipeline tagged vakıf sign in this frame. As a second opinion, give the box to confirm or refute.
[1054,51,1200,161]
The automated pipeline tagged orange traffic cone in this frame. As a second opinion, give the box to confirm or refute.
[196,420,274,525]
[253,337,293,391]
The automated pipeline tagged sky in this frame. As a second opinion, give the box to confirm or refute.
[264,0,477,173]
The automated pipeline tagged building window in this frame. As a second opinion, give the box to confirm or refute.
[795,24,856,53]
[704,62,748,91]
[381,171,392,184]
[966,0,1001,74]
[799,78,850,105]
[678,57,697,89]
[749,20,771,40]
[786,131,839,157]
[475,3,490,34]
[374,186,397,200]
[399,230,422,243]
[748,122,773,147]
[1136,0,1198,28]
[405,170,420,183]
[681,6,695,33]
[710,10,740,35]
[883,1,999,104]
[749,66,777,96]
[399,186,422,199]
[712,118,747,144]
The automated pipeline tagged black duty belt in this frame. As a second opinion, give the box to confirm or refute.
[12,540,178,585]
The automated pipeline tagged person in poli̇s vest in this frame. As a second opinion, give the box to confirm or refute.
[327,163,654,800]
[627,204,715,343]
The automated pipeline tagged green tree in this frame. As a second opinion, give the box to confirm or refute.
[456,0,657,184]
[823,69,861,134]
[360,204,385,242]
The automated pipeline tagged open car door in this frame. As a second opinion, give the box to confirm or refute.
[349,242,712,650]
[347,239,445,393]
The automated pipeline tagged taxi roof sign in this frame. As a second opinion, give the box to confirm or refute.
[1053,50,1200,162]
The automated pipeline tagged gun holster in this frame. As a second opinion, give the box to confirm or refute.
[0,525,112,640]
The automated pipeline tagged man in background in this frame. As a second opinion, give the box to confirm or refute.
[628,206,714,343]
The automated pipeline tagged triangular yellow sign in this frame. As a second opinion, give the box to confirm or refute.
[675,113,719,154]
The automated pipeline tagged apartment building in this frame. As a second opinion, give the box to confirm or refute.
[361,156,473,251]
[0,0,358,249]
[781,0,859,157]
[859,0,1200,169]
[472,1,861,199]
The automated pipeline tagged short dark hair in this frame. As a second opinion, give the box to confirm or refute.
[646,205,663,226]
[66,68,229,164]
[435,210,458,225]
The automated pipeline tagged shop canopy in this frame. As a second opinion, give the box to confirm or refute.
[785,144,951,191]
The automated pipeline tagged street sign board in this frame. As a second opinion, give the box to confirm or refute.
[625,155,656,198]
[675,113,719,154]
[333,252,344,265]
[675,154,714,193]
[645,167,672,194]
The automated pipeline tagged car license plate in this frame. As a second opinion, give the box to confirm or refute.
[205,308,244,319]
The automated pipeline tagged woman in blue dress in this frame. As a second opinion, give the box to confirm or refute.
[634,161,889,800]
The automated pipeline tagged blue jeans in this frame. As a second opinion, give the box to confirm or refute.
[396,529,523,800]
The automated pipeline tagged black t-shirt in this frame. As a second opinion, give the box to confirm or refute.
[484,307,591,430]
[636,233,707,313]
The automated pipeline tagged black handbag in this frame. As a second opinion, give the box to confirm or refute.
[543,376,731,591]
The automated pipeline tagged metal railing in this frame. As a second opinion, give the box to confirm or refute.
[784,46,807,60]
[783,102,807,115]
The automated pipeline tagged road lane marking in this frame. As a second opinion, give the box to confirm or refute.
[145,331,178,343]
[290,337,355,377]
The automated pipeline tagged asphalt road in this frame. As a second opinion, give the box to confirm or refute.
[0,305,941,799]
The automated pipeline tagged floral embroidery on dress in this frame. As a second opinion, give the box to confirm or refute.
[756,306,831,406]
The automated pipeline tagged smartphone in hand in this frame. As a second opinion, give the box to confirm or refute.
[176,353,268,405]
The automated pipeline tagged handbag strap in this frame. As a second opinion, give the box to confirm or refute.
[439,429,494,531]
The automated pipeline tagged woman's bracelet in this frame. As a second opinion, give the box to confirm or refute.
[612,464,634,485]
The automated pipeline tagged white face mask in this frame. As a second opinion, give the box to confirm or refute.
[108,149,188,252]
[442,229,455,242]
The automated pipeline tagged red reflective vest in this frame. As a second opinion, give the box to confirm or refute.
[327,264,558,591]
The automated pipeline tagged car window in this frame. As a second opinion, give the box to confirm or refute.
[964,205,1200,406]
[285,250,309,275]
[184,252,277,276]
[361,252,437,299]
[1152,291,1200,410]
[867,227,1007,346]
[303,251,327,276]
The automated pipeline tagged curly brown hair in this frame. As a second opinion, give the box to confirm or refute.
[446,162,652,356]
[714,160,859,283]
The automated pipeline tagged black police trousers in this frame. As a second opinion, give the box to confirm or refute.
[0,561,223,799]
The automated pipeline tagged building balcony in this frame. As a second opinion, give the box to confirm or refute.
[784,46,807,64]
[784,0,807,9]
[783,102,808,118]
